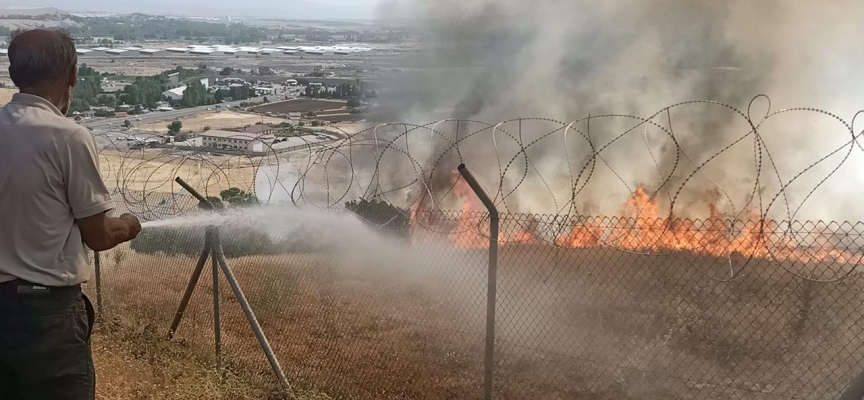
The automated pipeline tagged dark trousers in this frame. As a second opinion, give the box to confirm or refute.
[0,280,95,400]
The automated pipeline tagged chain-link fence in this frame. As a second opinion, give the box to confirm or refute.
[91,194,864,399]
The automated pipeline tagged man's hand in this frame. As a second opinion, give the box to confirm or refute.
[119,213,141,241]
[78,211,142,251]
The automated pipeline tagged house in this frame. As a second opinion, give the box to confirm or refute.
[162,86,187,101]
[199,77,213,90]
[234,124,274,135]
[252,86,275,95]
[200,129,275,153]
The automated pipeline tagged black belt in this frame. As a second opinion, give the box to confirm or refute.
[0,279,82,294]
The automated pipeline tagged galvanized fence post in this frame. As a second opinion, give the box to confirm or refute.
[210,227,222,366]
[169,177,290,395]
[211,228,293,395]
[167,232,212,339]
[458,164,499,400]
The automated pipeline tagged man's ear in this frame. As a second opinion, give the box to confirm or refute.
[68,65,77,88]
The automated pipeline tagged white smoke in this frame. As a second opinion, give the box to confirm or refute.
[369,0,864,221]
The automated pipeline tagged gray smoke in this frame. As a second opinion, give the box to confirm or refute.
[370,0,864,221]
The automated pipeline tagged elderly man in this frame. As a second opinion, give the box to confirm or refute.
[0,30,141,399]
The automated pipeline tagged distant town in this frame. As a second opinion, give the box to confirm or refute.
[0,7,414,155]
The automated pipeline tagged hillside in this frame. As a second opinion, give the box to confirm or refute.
[0,7,78,30]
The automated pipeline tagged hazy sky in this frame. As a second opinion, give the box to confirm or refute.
[0,0,380,20]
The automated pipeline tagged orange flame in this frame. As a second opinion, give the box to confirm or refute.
[452,173,488,249]
[412,172,864,266]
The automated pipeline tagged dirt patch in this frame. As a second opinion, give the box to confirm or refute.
[150,111,290,133]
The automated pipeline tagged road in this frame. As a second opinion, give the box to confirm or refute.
[83,95,270,130]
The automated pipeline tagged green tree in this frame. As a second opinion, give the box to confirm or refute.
[123,119,132,128]
[219,67,234,76]
[68,98,90,113]
[219,188,258,207]
[345,199,409,239]
[203,196,225,210]
[73,76,101,104]
[167,120,183,134]
[179,80,211,108]
[78,63,98,77]
[96,94,116,107]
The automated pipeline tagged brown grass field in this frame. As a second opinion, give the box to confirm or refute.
[253,99,348,114]
[94,232,864,400]
[96,148,259,196]
[148,110,291,133]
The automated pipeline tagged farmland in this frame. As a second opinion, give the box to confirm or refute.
[148,110,291,133]
[252,99,348,114]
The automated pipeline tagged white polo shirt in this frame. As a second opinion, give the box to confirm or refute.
[0,93,114,286]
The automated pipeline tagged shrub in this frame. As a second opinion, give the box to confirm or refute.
[345,198,410,239]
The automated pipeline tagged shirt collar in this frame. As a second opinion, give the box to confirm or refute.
[9,93,65,117]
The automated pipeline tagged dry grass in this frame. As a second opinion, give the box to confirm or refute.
[97,148,258,194]
[96,235,864,400]
[92,317,281,400]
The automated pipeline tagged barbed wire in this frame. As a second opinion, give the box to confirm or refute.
[93,95,864,282]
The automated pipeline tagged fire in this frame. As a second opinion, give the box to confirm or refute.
[412,171,864,267]
[557,222,602,248]
[452,173,488,249]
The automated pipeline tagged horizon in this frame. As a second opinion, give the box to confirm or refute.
[0,0,382,21]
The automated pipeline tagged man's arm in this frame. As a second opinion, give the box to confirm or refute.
[63,127,142,251]
[77,212,141,252]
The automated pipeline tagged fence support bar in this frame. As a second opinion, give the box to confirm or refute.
[168,231,212,339]
[211,234,222,366]
[93,251,103,319]
[211,228,293,395]
[458,163,499,400]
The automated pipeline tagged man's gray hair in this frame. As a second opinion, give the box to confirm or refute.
[8,29,78,89]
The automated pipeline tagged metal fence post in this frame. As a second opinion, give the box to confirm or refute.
[168,176,216,340]
[458,164,499,400]
[93,250,103,319]
[211,228,293,396]
[167,227,213,339]
[838,370,864,400]
[211,227,222,366]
